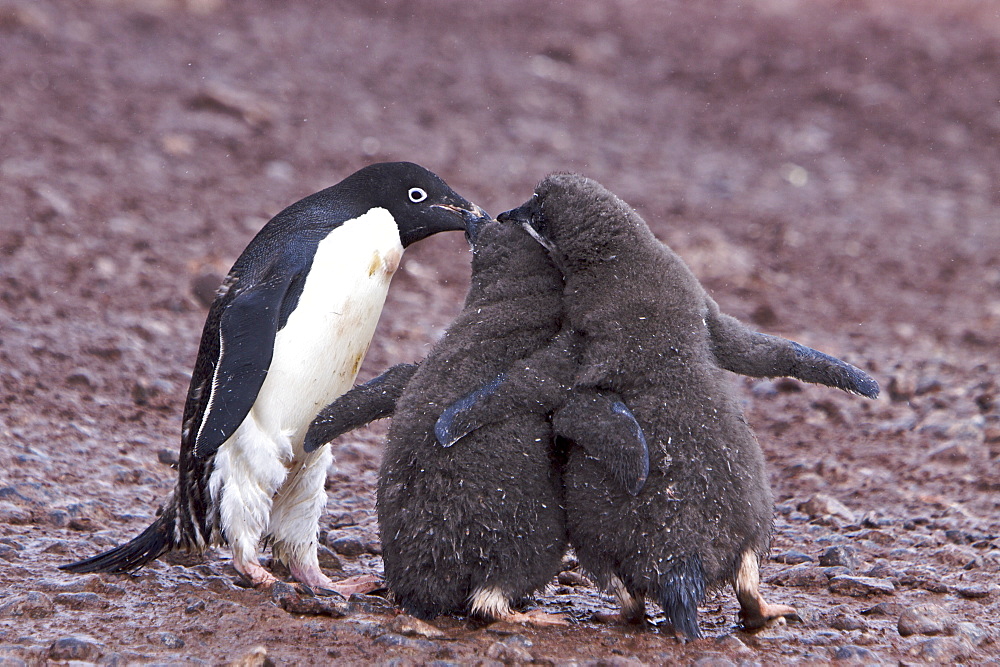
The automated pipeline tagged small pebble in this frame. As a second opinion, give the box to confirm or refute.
[820,545,859,569]
[907,636,974,662]
[769,563,828,587]
[772,551,814,565]
[48,636,103,662]
[952,621,989,647]
[485,640,533,664]
[798,494,856,523]
[372,633,438,651]
[327,536,365,558]
[830,614,867,632]
[557,570,590,586]
[271,583,347,617]
[347,594,394,614]
[828,575,895,597]
[157,448,180,466]
[53,592,110,610]
[185,599,206,614]
[897,603,949,637]
[690,654,736,667]
[315,544,344,571]
[0,592,54,618]
[832,645,882,663]
[953,583,994,599]
[147,632,185,649]
[863,602,904,617]
[387,614,446,639]
[228,645,269,667]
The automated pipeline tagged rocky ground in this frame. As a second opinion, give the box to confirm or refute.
[1,0,999,664]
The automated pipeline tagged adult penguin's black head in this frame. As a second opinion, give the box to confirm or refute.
[336,161,489,247]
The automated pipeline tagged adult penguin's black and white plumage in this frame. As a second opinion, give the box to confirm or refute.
[441,173,878,638]
[62,162,487,593]
[304,217,648,624]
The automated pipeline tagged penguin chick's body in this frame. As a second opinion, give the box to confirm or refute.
[455,173,878,638]
[62,162,485,592]
[305,219,648,623]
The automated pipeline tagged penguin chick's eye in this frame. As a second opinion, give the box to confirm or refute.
[408,187,428,203]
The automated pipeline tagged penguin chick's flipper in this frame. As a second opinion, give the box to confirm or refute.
[658,555,707,641]
[434,330,581,447]
[552,390,650,496]
[193,269,304,458]
[304,363,419,452]
[434,373,506,447]
[706,308,879,398]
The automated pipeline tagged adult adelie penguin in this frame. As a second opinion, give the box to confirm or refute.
[304,217,648,623]
[442,173,878,638]
[62,162,487,593]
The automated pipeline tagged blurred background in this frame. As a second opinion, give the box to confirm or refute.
[1,1,998,663]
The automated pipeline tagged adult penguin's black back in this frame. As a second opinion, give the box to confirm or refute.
[62,163,484,593]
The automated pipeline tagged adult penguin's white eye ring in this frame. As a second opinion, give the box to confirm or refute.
[408,187,428,203]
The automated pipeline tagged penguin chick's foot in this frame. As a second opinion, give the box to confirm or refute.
[738,598,799,631]
[503,609,570,627]
[733,549,799,631]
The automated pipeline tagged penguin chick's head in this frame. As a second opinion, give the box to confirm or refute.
[499,172,648,268]
[338,162,489,247]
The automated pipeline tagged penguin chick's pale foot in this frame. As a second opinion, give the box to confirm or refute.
[62,162,487,591]
[733,549,799,631]
[470,587,570,627]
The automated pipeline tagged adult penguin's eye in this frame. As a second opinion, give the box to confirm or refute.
[408,187,428,203]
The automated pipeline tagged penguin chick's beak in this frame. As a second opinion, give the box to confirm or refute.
[463,209,498,245]
[498,205,559,258]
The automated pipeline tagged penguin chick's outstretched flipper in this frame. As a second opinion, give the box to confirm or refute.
[706,304,879,398]
[304,363,419,452]
[434,337,651,496]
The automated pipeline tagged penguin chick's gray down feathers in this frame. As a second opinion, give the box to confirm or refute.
[305,218,649,623]
[440,173,878,638]
[62,162,487,594]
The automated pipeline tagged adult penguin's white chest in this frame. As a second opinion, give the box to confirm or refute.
[252,208,403,455]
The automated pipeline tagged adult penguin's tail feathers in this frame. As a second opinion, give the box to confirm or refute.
[60,502,186,574]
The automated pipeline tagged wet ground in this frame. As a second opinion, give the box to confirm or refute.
[1,0,999,664]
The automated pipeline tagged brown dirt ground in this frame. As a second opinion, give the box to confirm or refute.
[1,0,999,664]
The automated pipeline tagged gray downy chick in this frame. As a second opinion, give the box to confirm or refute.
[305,217,648,624]
[441,173,878,638]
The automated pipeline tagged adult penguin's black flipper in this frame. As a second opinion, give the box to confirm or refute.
[304,362,419,452]
[552,390,650,496]
[193,270,300,458]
